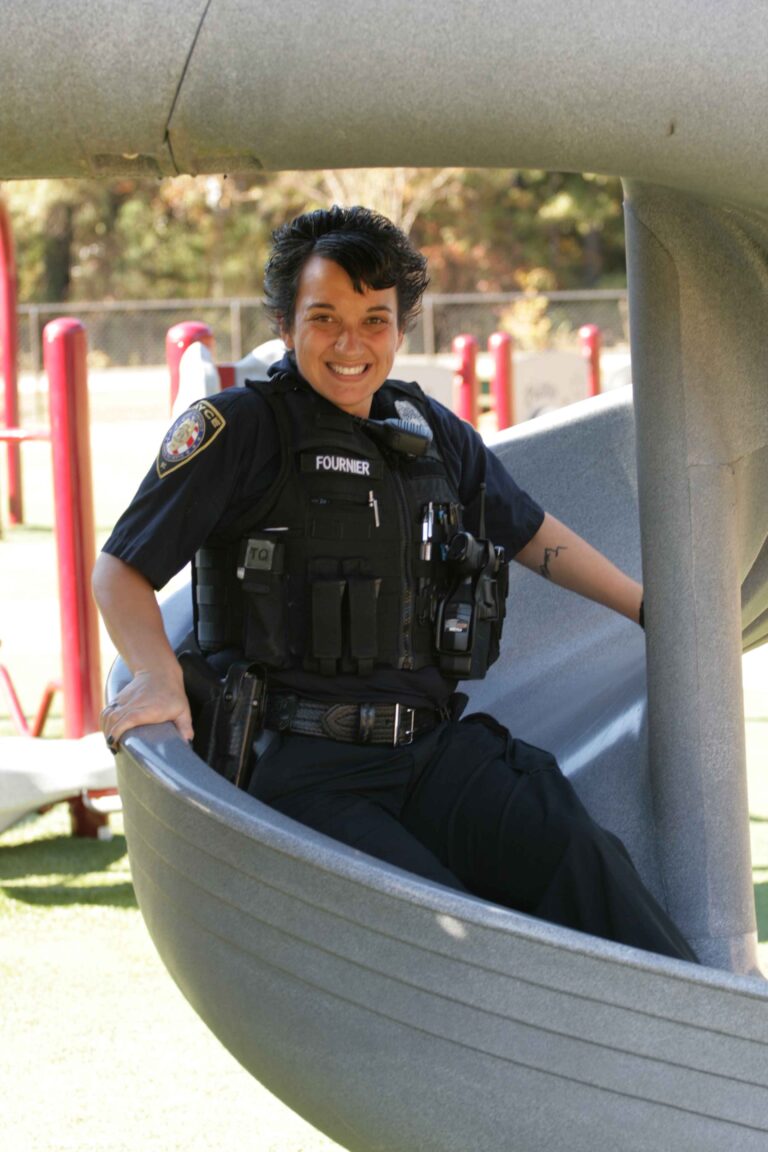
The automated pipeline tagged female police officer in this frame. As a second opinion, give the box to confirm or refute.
[94,205,696,962]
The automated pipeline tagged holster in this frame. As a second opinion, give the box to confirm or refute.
[178,651,266,790]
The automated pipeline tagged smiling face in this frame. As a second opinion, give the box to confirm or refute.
[280,254,404,418]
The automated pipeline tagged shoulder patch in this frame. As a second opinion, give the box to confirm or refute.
[156,400,227,478]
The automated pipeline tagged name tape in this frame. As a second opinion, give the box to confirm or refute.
[300,452,383,478]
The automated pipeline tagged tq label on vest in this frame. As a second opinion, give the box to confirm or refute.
[240,537,278,574]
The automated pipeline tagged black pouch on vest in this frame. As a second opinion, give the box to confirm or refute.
[237,535,290,668]
[179,651,266,789]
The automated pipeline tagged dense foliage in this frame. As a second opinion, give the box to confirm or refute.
[1,168,626,304]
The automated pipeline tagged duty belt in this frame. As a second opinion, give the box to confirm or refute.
[264,694,444,746]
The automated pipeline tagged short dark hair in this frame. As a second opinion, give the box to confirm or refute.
[263,205,429,334]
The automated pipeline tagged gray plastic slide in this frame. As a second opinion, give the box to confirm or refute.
[109,387,768,1152]
[4,1,767,1147]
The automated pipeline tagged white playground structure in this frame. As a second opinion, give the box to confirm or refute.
[0,735,117,836]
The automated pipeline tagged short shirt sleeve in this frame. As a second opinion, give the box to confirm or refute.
[426,398,545,556]
[102,388,280,590]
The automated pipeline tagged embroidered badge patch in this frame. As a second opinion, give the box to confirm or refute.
[156,400,227,478]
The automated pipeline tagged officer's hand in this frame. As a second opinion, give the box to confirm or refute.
[100,668,194,749]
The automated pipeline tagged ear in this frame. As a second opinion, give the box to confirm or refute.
[279,318,294,350]
[396,328,405,352]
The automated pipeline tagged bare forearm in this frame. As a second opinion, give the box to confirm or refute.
[92,553,179,677]
[92,553,193,743]
[514,513,643,624]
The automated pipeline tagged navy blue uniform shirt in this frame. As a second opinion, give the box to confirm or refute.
[104,379,544,589]
[103,368,545,706]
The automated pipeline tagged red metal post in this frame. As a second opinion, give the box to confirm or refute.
[166,321,215,411]
[217,364,236,390]
[44,318,108,837]
[0,657,61,739]
[31,679,63,739]
[0,198,22,524]
[43,319,102,739]
[579,323,602,397]
[488,331,515,430]
[0,660,32,736]
[452,334,479,426]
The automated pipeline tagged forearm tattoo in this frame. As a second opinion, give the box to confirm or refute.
[540,544,567,580]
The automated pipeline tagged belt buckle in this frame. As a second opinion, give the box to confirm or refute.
[393,702,416,746]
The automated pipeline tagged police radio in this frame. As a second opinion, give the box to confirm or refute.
[357,416,432,457]
[431,484,509,679]
[435,530,507,677]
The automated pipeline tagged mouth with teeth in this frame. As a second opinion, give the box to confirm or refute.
[328,362,369,378]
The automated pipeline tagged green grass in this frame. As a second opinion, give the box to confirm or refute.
[0,815,135,914]
[0,805,345,1152]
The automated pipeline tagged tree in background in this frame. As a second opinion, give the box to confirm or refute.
[1,168,625,304]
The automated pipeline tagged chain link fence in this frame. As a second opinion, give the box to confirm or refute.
[17,290,629,373]
[418,291,629,355]
[17,298,273,374]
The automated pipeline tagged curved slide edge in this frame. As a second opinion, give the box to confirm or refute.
[114,722,768,1152]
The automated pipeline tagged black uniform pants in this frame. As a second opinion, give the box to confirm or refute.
[249,712,697,962]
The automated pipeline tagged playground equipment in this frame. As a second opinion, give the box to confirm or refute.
[166,321,285,414]
[452,326,602,429]
[3,1,767,1147]
[579,323,601,398]
[0,317,116,835]
[487,330,514,428]
[0,733,117,835]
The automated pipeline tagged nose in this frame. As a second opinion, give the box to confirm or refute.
[334,325,364,354]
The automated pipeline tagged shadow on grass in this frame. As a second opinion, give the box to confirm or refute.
[0,829,138,909]
[2,880,137,908]
[755,880,768,942]
[0,833,129,881]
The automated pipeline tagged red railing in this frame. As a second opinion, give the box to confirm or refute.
[452,334,479,426]
[579,323,602,398]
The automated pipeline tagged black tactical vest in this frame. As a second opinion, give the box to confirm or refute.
[194,373,507,681]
